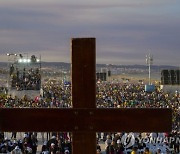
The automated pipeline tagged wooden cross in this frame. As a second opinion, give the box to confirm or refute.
[0,38,172,154]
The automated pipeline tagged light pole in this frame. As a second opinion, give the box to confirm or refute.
[146,53,153,85]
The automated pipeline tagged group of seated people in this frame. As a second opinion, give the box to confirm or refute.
[0,132,38,153]
[0,132,72,154]
[1,131,179,153]
[101,132,180,154]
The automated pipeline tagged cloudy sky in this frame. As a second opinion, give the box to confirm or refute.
[0,0,179,66]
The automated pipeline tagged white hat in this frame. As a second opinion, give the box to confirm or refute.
[51,136,56,139]
[13,140,17,144]
[106,139,112,145]
[117,139,121,144]
[27,147,32,153]
[65,150,69,153]
[15,146,19,150]
[43,141,47,145]
[51,143,55,146]
[24,134,28,138]
[106,135,111,139]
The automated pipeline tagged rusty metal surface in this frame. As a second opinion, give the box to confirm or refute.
[0,108,172,132]
[73,132,96,154]
[71,38,97,154]
[93,108,172,132]
[71,38,96,109]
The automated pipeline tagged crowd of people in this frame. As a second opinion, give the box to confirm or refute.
[97,131,180,154]
[96,82,179,131]
[0,132,72,154]
[0,80,179,153]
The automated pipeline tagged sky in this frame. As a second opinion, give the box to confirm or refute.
[0,0,180,66]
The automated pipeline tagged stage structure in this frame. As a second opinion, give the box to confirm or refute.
[96,72,107,81]
[161,69,180,85]
[7,53,41,98]
[96,67,111,81]
[160,69,180,93]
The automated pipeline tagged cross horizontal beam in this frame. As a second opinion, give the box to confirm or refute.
[0,108,172,132]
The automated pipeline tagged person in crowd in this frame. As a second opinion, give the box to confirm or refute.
[116,139,124,154]
[11,132,17,139]
[97,140,101,153]
[155,148,162,154]
[105,139,115,154]
[131,147,138,154]
[11,146,22,154]
[96,149,102,154]
[49,143,57,154]
[143,147,152,154]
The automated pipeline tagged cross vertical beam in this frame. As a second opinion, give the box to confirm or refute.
[71,38,96,154]
[71,38,96,108]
